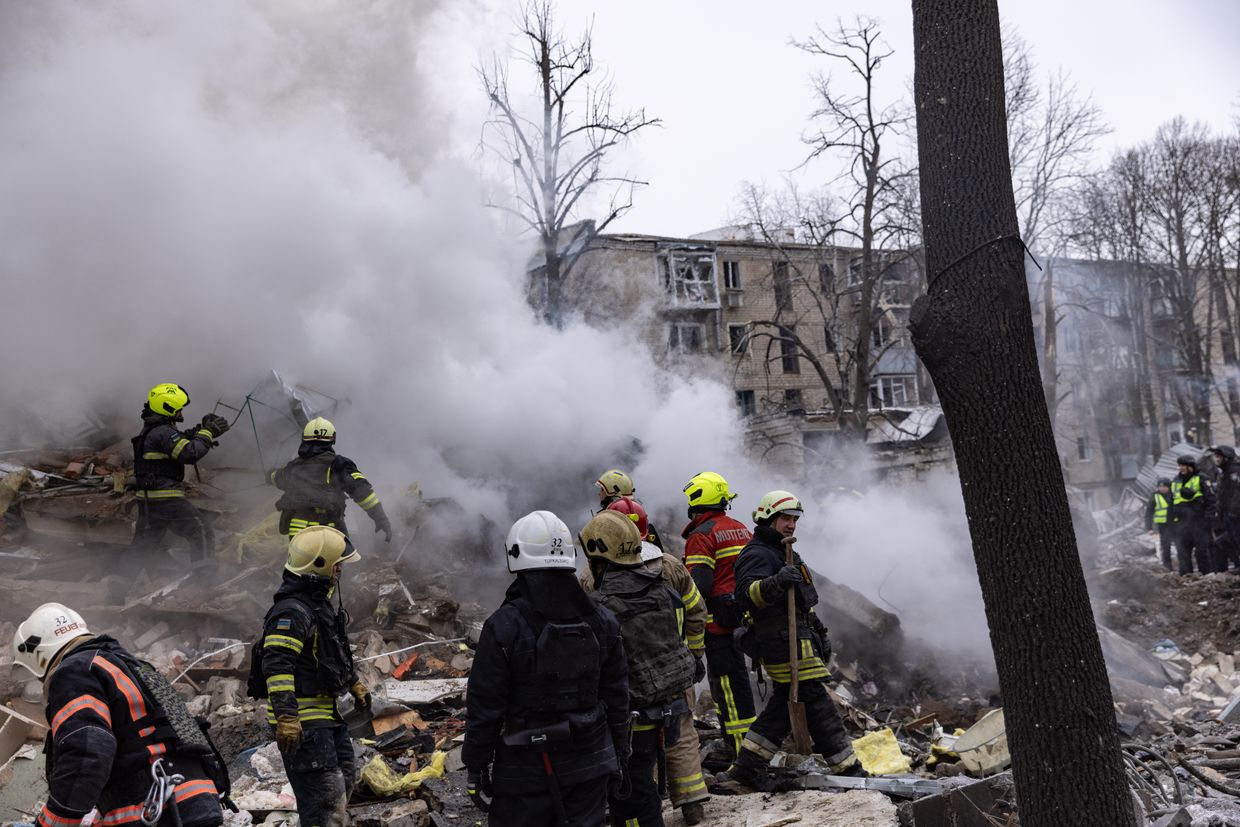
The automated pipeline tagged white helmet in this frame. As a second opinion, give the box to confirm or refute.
[639,541,663,563]
[505,511,576,573]
[753,490,804,524]
[13,603,92,679]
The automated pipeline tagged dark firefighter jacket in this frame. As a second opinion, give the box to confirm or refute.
[733,525,830,683]
[681,510,752,634]
[1216,458,1240,519]
[132,409,215,500]
[39,636,222,827]
[260,571,356,727]
[1172,472,1211,524]
[462,570,630,791]
[271,442,384,534]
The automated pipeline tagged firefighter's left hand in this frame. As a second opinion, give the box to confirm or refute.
[693,655,706,684]
[467,767,493,812]
[374,512,393,543]
[349,681,371,712]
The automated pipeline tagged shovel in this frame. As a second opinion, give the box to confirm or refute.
[783,535,813,754]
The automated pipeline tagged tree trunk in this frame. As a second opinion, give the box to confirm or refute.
[1040,258,1059,429]
[908,2,1135,825]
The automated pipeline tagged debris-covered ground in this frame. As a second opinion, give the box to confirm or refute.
[7,451,1240,826]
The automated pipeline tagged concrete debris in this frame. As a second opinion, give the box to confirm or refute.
[667,789,899,827]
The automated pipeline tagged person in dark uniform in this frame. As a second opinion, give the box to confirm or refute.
[729,490,864,785]
[270,417,391,542]
[463,510,630,827]
[131,382,230,564]
[1211,446,1240,572]
[14,602,226,827]
[1172,454,1212,574]
[255,526,369,827]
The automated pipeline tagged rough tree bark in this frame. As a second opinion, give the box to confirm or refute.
[908,2,1134,824]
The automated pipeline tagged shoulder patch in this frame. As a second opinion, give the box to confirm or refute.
[275,618,293,631]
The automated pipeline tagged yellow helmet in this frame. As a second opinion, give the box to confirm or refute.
[683,471,736,510]
[148,383,190,417]
[285,525,359,577]
[303,417,336,443]
[596,469,635,502]
[753,490,804,523]
[578,510,644,567]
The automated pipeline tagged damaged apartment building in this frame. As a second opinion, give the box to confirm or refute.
[551,224,1240,506]
[555,224,948,487]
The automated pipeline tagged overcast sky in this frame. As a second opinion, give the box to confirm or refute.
[438,0,1240,239]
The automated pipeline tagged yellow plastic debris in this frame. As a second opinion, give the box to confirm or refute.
[233,511,286,563]
[851,727,912,775]
[360,750,447,795]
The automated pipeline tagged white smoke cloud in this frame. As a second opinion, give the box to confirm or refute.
[0,2,992,659]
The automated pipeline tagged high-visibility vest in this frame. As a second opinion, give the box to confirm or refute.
[1172,475,1202,507]
[1152,492,1170,525]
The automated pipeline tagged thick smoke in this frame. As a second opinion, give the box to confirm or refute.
[0,2,990,659]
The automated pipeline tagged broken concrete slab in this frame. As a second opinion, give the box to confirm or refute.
[667,789,898,827]
[378,677,469,706]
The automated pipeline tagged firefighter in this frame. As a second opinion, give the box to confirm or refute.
[594,499,710,825]
[581,511,696,827]
[1211,446,1240,572]
[680,471,755,761]
[596,468,664,549]
[463,511,630,827]
[254,526,368,827]
[1172,454,1212,574]
[131,382,230,564]
[270,417,392,542]
[730,491,863,784]
[1146,478,1175,571]
[14,603,227,827]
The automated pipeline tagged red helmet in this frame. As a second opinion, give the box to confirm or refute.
[606,496,649,539]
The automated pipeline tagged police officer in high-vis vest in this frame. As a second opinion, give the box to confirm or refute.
[729,491,864,785]
[1172,454,1212,574]
[463,511,630,827]
[270,417,392,542]
[256,526,369,827]
[131,383,230,564]
[1146,478,1174,571]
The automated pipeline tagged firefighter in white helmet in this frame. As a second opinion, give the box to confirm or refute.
[14,603,227,827]
[269,417,392,542]
[729,491,864,785]
[463,511,630,827]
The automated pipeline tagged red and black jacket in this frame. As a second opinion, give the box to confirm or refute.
[681,510,752,634]
[39,636,222,827]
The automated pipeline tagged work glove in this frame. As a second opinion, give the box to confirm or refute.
[275,714,302,755]
[466,767,493,812]
[373,507,393,543]
[774,564,804,589]
[349,681,371,712]
[693,655,707,684]
[199,413,231,439]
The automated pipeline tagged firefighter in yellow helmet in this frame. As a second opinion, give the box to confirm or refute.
[269,417,392,542]
[679,471,754,764]
[131,383,230,564]
[252,526,368,827]
[595,468,665,549]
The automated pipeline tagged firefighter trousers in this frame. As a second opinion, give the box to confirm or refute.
[704,631,755,758]
[664,686,708,807]
[609,726,665,827]
[492,776,608,827]
[1177,520,1209,574]
[281,724,355,827]
[131,498,214,563]
[741,680,856,771]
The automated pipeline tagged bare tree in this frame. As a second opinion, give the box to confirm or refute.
[479,1,658,328]
[741,18,920,439]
